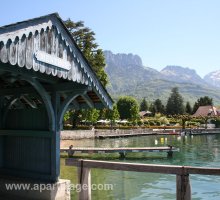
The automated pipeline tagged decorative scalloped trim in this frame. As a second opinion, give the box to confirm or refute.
[0,19,109,107]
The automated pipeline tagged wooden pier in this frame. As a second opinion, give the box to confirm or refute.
[97,132,179,139]
[66,158,220,200]
[60,146,178,158]
[184,128,220,135]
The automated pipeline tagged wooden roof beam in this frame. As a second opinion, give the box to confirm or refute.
[0,82,90,96]
[68,100,80,110]
[0,63,59,84]
[81,93,94,109]
[20,95,37,109]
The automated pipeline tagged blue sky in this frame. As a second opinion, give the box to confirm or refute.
[1,0,220,77]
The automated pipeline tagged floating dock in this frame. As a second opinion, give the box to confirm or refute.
[61,146,179,158]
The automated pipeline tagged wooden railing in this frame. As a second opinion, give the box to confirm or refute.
[65,159,220,200]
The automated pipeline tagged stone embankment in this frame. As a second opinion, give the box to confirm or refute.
[61,128,154,140]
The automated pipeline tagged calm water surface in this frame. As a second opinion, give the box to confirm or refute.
[60,134,220,200]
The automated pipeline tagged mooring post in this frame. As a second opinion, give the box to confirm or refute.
[167,145,173,157]
[77,160,91,200]
[176,167,191,200]
[68,145,74,157]
[119,152,126,159]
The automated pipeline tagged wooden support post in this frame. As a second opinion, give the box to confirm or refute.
[0,96,4,129]
[119,152,126,159]
[51,91,60,181]
[78,160,91,200]
[167,145,173,158]
[176,174,191,200]
[167,151,173,157]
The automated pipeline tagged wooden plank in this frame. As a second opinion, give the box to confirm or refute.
[66,159,220,176]
[61,146,178,154]
[65,159,183,174]
[9,40,18,65]
[51,29,59,76]
[26,34,33,69]
[187,166,220,175]
[33,31,40,71]
[0,41,9,63]
[18,36,26,67]
[62,147,175,150]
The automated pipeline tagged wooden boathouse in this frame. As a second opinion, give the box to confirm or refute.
[0,13,113,198]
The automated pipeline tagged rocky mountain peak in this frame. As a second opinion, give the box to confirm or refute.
[204,70,220,87]
[161,65,197,75]
[160,65,205,85]
[104,50,143,68]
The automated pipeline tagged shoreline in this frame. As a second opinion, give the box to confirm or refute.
[61,128,180,140]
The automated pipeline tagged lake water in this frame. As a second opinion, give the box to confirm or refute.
[60,134,220,200]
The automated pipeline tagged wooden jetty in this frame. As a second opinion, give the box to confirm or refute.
[184,128,220,136]
[97,132,179,139]
[66,158,220,200]
[60,146,179,158]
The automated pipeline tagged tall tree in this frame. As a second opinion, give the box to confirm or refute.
[154,99,165,114]
[192,96,213,113]
[140,98,148,111]
[117,96,139,120]
[149,103,156,116]
[166,87,184,115]
[185,102,192,114]
[64,19,108,87]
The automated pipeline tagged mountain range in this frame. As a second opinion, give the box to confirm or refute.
[104,50,220,105]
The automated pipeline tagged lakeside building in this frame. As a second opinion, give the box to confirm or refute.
[192,105,220,117]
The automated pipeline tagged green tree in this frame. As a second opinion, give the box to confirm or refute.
[117,96,139,120]
[130,103,140,124]
[154,99,165,114]
[140,98,148,111]
[166,87,184,115]
[81,109,100,125]
[99,108,108,119]
[149,99,165,116]
[192,96,213,113]
[149,103,156,116]
[185,102,192,114]
[64,19,108,87]
[106,104,120,126]
[64,110,72,122]
[67,110,82,129]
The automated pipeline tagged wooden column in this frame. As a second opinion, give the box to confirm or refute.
[77,160,91,200]
[0,96,3,167]
[51,91,61,181]
[0,96,4,129]
[176,174,191,200]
